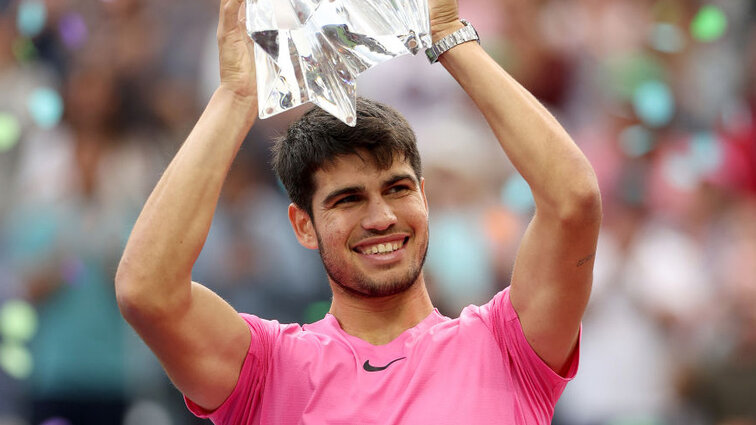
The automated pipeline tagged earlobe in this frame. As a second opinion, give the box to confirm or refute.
[420,178,429,212]
[288,203,318,250]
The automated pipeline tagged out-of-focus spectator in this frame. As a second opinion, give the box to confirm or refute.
[677,198,756,425]
[1,0,755,424]
[193,144,330,324]
[3,54,137,423]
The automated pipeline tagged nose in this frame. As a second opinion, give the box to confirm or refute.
[361,197,397,232]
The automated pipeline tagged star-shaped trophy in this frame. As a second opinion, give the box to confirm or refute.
[246,0,431,126]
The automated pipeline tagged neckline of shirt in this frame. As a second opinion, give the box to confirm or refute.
[315,308,446,352]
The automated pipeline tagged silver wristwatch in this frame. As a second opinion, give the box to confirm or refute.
[425,19,480,64]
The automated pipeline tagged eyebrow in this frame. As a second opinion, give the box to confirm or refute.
[321,173,417,207]
[385,173,417,187]
[322,185,365,207]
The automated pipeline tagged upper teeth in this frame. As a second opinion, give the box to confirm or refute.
[361,241,402,255]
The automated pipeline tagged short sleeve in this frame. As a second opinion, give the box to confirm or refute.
[184,314,282,425]
[471,288,580,419]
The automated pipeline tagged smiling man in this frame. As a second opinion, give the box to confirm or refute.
[115,0,601,423]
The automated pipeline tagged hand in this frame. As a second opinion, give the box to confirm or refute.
[216,0,257,103]
[429,0,463,41]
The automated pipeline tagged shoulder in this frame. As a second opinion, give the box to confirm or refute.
[461,289,581,380]
[239,313,315,338]
[237,314,305,355]
[239,314,347,354]
[459,287,517,328]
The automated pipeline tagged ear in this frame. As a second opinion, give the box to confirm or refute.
[420,177,429,212]
[288,203,319,250]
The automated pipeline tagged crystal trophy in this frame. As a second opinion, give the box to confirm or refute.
[246,0,431,126]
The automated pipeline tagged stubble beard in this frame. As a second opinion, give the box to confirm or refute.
[316,230,429,298]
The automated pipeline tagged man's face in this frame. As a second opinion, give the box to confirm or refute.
[304,153,429,298]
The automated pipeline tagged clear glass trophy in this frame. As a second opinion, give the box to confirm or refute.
[246,0,431,126]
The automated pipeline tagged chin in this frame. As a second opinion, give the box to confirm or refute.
[319,232,429,299]
[329,268,421,298]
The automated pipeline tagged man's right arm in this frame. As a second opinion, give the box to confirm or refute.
[115,0,258,411]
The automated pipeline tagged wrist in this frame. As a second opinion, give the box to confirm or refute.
[431,20,464,43]
[426,19,480,64]
[214,86,258,124]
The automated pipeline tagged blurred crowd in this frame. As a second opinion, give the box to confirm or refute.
[0,0,754,424]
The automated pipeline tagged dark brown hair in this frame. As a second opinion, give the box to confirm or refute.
[272,98,422,216]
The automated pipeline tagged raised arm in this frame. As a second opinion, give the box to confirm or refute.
[115,0,257,410]
[430,3,601,375]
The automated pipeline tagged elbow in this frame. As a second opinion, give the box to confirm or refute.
[114,265,149,322]
[115,261,188,323]
[554,179,603,227]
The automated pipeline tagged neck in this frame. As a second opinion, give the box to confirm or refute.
[328,275,434,346]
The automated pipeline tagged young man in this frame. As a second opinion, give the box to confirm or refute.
[115,0,602,423]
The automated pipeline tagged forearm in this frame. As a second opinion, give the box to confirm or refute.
[439,38,600,219]
[116,88,257,312]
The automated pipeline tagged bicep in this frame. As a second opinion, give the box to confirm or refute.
[127,281,251,411]
[509,210,599,375]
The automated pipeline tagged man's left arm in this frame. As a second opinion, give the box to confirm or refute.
[431,12,601,375]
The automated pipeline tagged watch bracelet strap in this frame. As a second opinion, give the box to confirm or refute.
[426,19,479,64]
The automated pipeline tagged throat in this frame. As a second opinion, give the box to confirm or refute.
[328,280,435,346]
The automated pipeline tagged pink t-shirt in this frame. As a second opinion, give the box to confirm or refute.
[185,288,579,424]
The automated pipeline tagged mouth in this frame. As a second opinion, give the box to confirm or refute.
[353,237,409,256]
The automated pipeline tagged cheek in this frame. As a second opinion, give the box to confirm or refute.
[319,216,352,249]
[403,198,429,224]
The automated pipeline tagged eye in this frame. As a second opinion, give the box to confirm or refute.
[387,184,410,195]
[334,195,360,206]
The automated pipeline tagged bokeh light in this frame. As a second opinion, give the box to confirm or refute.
[16,0,47,38]
[427,213,494,309]
[303,301,331,323]
[649,23,685,53]
[501,173,534,214]
[633,80,675,128]
[0,343,33,380]
[602,54,666,102]
[11,37,38,63]
[661,132,724,191]
[0,300,38,343]
[691,5,727,42]
[59,12,88,50]
[27,87,64,129]
[0,113,22,153]
[619,125,655,158]
[688,132,723,175]
[0,0,750,422]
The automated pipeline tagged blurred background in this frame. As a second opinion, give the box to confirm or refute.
[0,0,754,424]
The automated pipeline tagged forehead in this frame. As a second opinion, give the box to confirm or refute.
[312,153,416,194]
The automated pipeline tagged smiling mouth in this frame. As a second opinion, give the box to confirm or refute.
[355,237,409,255]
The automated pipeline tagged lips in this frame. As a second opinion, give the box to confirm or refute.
[352,235,409,256]
[357,239,405,255]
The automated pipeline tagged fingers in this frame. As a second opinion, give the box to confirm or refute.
[237,0,247,30]
[218,0,244,37]
[237,2,256,59]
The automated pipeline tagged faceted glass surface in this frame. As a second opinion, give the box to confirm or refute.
[246,0,431,126]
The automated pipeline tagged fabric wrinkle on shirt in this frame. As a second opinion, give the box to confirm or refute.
[185,287,580,425]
